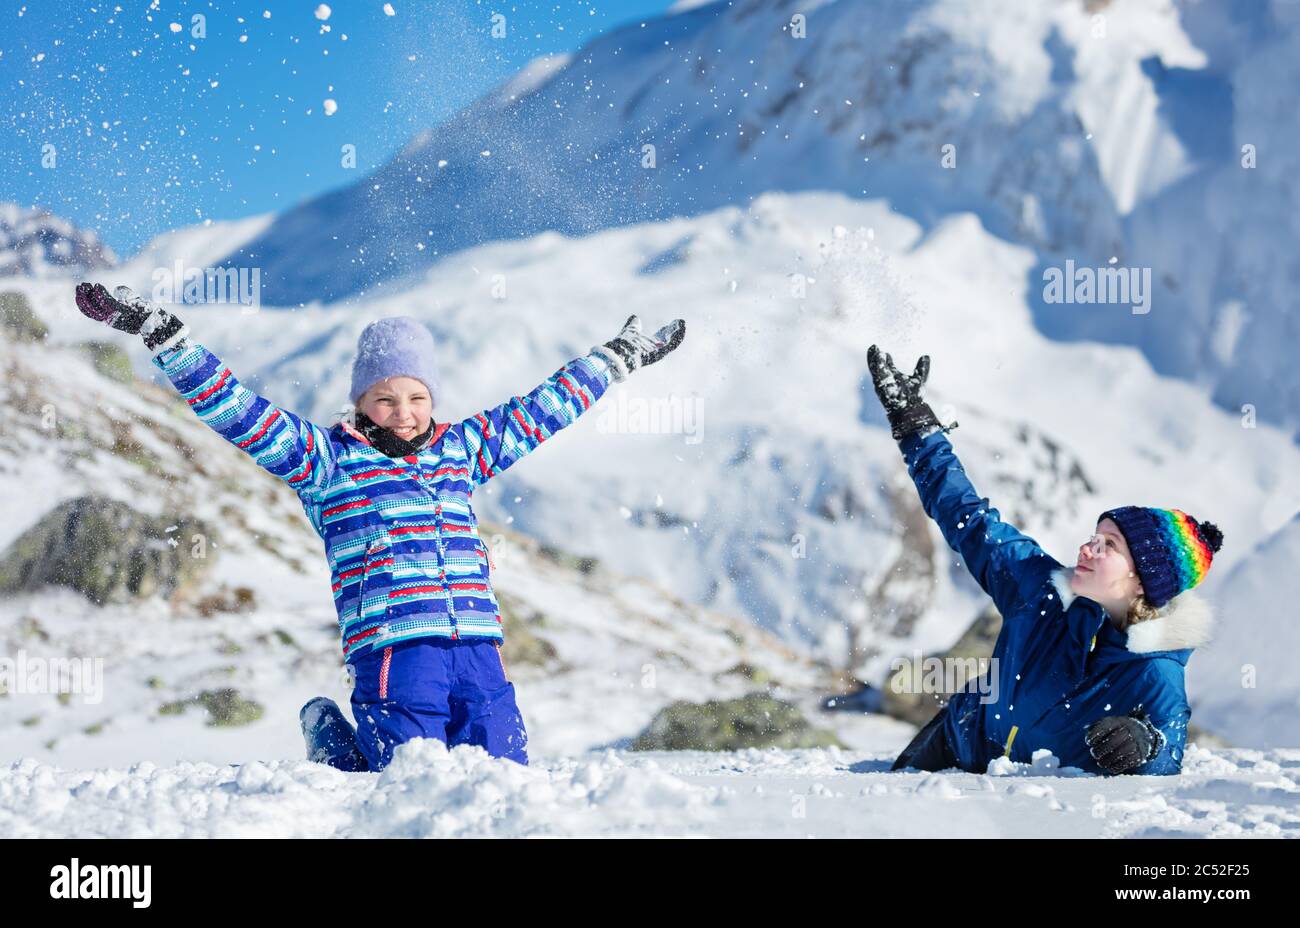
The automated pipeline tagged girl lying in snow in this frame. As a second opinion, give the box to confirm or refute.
[74,282,685,771]
[866,346,1222,777]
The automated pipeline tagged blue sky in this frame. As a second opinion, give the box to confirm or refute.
[1,0,678,257]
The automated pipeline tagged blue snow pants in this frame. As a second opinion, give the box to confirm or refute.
[350,637,529,769]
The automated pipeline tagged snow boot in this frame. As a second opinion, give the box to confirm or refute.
[821,683,884,714]
[300,696,369,772]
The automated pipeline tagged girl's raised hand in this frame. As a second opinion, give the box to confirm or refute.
[595,315,686,382]
[867,344,956,441]
[75,282,188,352]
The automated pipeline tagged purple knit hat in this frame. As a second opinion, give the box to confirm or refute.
[349,316,441,407]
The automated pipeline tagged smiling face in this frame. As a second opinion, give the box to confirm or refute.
[357,376,432,442]
[1070,516,1144,605]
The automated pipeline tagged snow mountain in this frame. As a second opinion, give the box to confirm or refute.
[206,0,1300,440]
[0,203,116,279]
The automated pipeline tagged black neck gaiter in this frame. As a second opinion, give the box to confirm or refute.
[353,411,436,458]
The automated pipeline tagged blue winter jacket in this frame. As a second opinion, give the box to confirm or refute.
[900,429,1213,776]
[153,339,615,663]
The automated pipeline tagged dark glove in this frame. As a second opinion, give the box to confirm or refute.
[593,315,685,382]
[867,344,956,441]
[75,282,188,353]
[1086,710,1163,775]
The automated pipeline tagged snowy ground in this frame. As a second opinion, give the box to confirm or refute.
[4,738,1298,838]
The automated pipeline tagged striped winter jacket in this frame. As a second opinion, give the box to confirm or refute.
[153,340,615,663]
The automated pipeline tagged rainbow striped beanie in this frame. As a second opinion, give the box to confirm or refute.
[1098,507,1224,608]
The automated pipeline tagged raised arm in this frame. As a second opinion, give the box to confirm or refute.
[868,345,1056,618]
[460,314,685,485]
[458,353,613,484]
[75,283,336,501]
[901,429,1057,618]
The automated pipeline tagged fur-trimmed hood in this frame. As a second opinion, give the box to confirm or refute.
[1050,566,1214,653]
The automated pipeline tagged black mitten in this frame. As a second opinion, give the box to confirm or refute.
[867,344,956,441]
[593,315,685,382]
[75,282,188,353]
[1085,710,1163,775]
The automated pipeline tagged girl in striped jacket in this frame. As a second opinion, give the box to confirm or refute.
[75,282,685,771]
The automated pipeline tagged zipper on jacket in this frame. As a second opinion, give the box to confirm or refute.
[358,538,387,627]
[429,496,456,633]
[402,449,463,637]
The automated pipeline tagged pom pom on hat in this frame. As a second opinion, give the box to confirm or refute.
[1196,520,1224,554]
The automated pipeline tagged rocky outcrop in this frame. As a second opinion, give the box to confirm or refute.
[0,496,213,605]
[632,692,844,751]
[158,688,264,727]
[883,604,1002,727]
[0,291,47,343]
[0,204,116,278]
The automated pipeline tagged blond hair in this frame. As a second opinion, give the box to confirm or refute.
[1119,595,1160,632]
